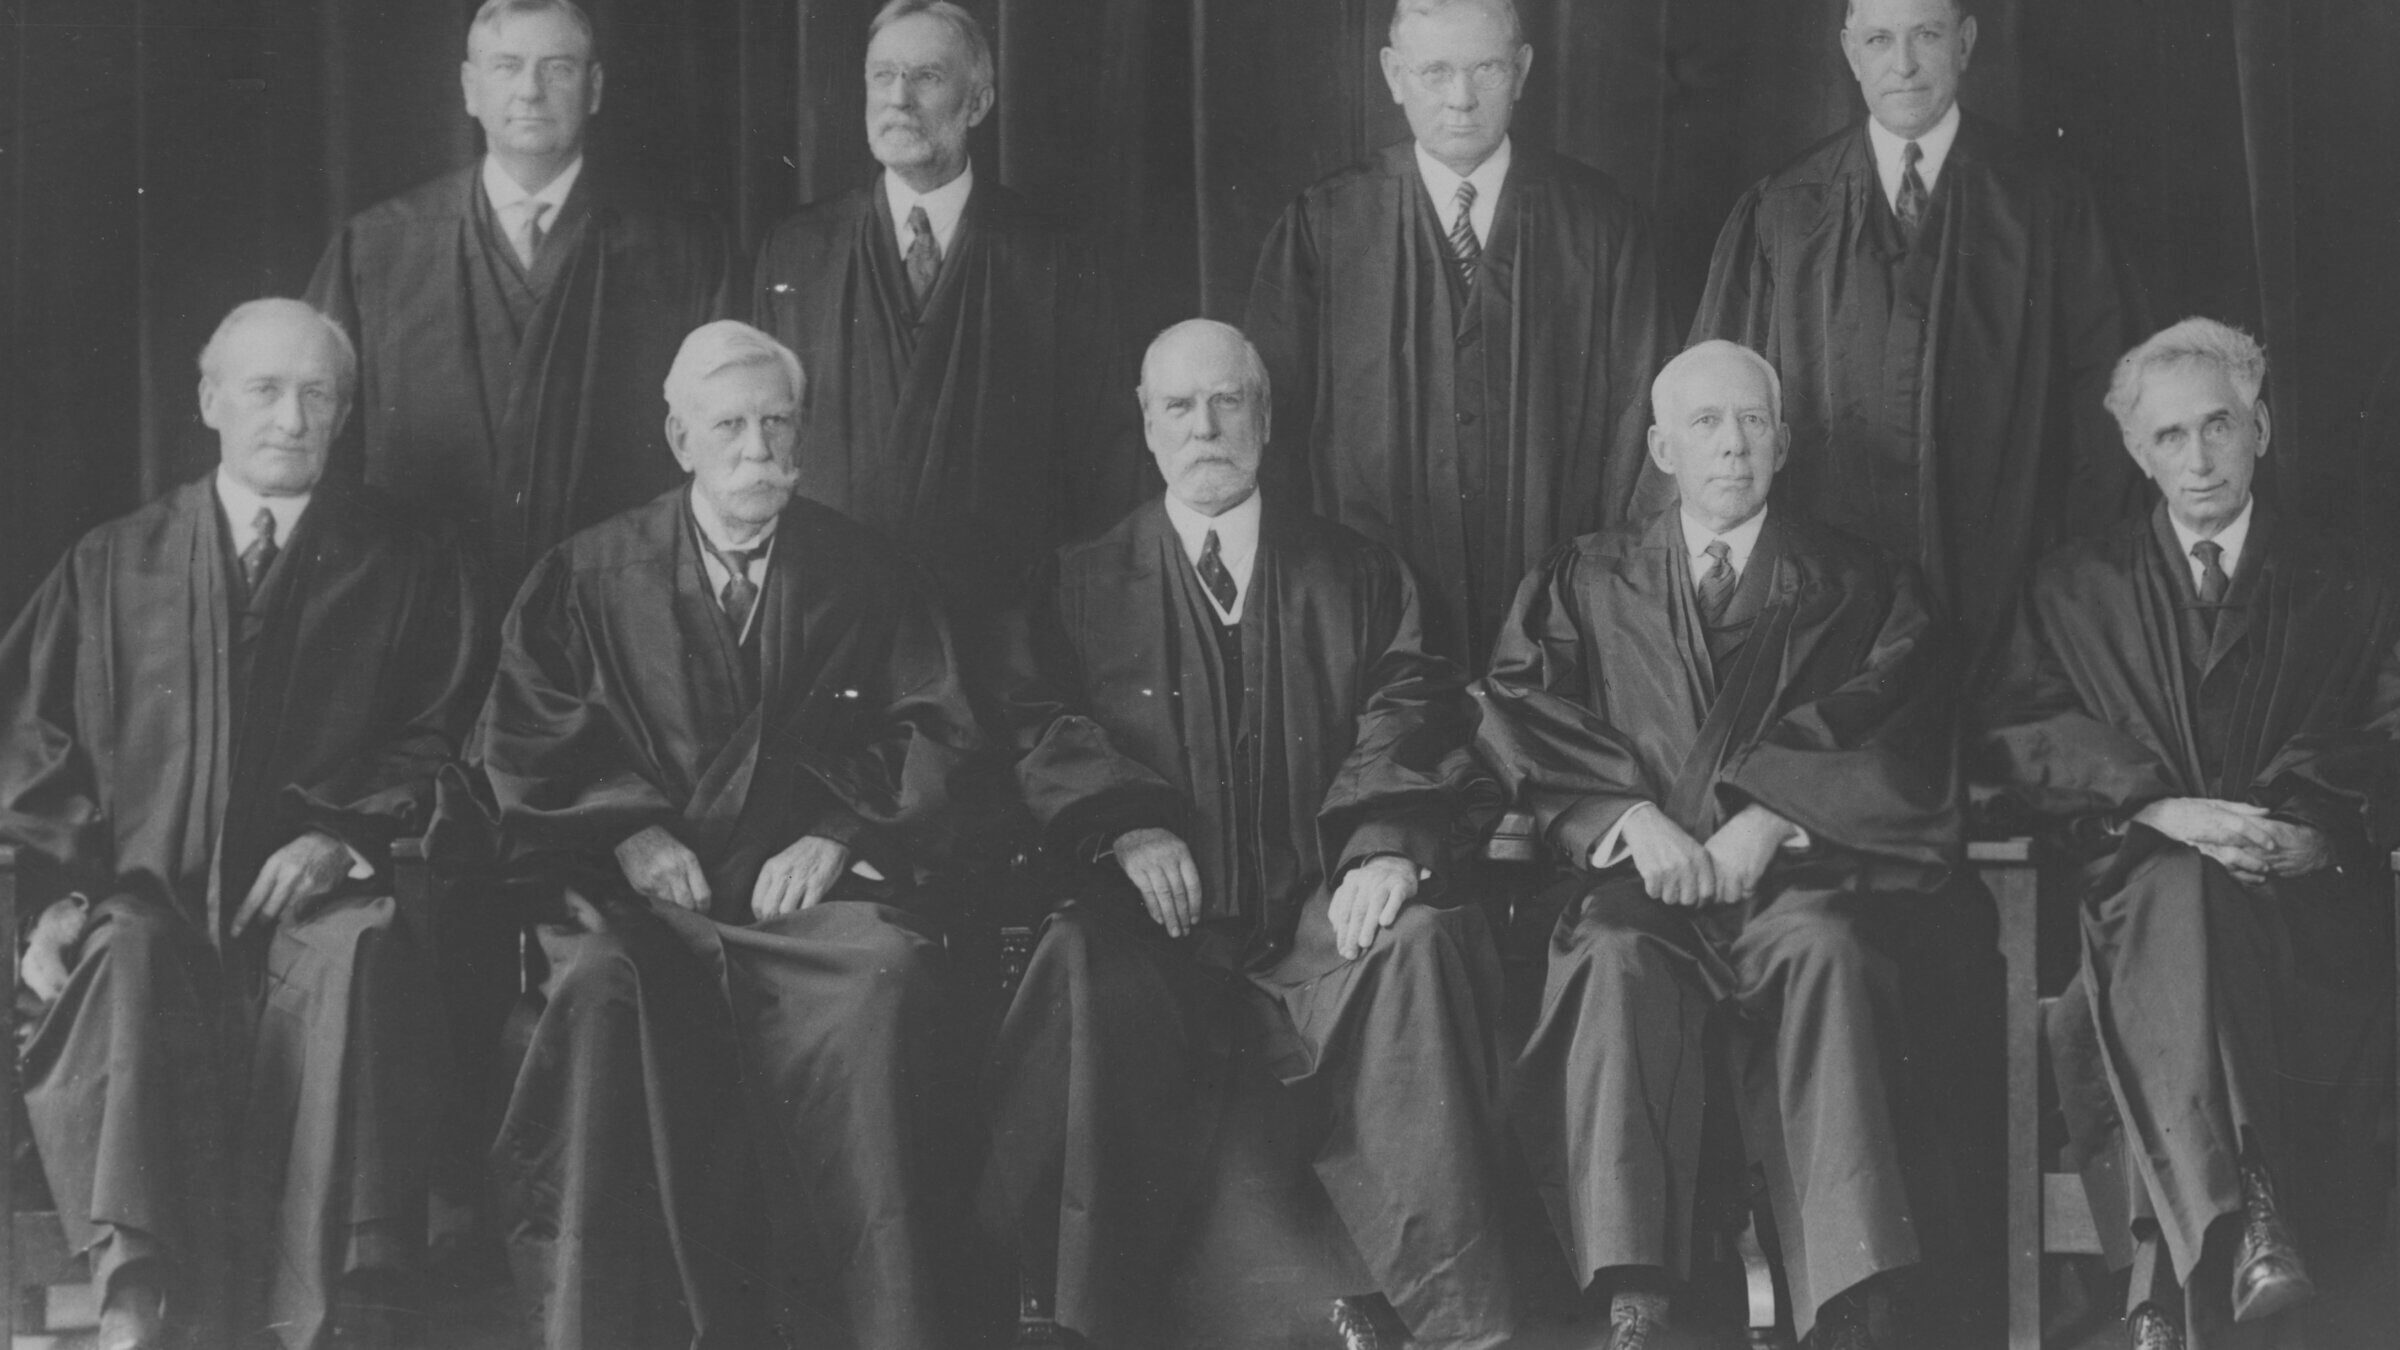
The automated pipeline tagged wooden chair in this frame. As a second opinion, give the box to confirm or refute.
[2,839,436,1346]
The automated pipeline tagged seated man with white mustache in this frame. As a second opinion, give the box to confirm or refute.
[473,320,980,1350]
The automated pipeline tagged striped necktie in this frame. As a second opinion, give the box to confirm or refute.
[1695,539,1737,625]
[1447,180,1481,287]
[905,205,941,310]
[1895,140,1928,243]
[241,506,279,594]
[1197,529,1239,615]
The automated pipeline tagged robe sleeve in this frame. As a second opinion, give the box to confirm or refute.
[281,538,495,865]
[1000,557,1191,859]
[1973,588,2183,827]
[1244,199,1322,514]
[0,553,108,897]
[1473,547,1668,869]
[2248,587,2400,862]
[1716,561,1960,872]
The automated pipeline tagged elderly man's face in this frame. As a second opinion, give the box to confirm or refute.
[2123,362,2268,537]
[1647,349,1789,533]
[1142,332,1268,516]
[1841,0,1974,141]
[865,13,993,188]
[1380,5,1532,177]
[200,309,348,498]
[668,361,802,530]
[462,8,601,168]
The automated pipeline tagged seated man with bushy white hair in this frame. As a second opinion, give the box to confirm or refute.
[1979,317,2400,1350]
[474,319,981,1350]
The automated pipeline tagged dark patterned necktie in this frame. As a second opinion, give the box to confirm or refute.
[905,204,941,309]
[1448,180,1481,287]
[1896,140,1929,243]
[1695,539,1737,625]
[241,506,279,594]
[1197,529,1239,614]
[708,539,764,630]
[2192,539,2229,604]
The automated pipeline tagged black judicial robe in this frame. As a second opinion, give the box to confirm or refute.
[308,166,735,584]
[1246,142,1673,669]
[752,175,1140,610]
[475,488,979,1350]
[1977,506,2400,1311]
[1690,115,2143,662]
[0,477,489,1347]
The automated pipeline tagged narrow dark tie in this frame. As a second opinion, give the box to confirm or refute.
[1197,529,1239,614]
[1695,539,1737,625]
[1896,140,1929,243]
[709,541,764,631]
[241,506,279,594]
[2192,539,2230,605]
[905,204,941,310]
[1446,180,1482,287]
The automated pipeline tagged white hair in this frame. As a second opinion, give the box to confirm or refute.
[1139,318,1272,405]
[198,298,358,403]
[2104,317,2268,435]
[1389,0,1524,47]
[663,320,806,419]
[869,0,996,93]
[469,0,596,55]
[1652,339,1783,425]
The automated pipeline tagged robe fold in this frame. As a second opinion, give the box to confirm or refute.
[1245,141,1674,669]
[476,488,979,1350]
[308,165,735,585]
[1976,504,2400,1338]
[1475,508,1961,1335]
[752,174,1142,616]
[1689,115,2144,663]
[2,478,489,1349]
[983,497,1515,1348]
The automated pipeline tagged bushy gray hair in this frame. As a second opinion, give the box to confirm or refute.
[2103,317,2268,435]
[1388,0,1525,47]
[1139,319,1272,407]
[663,320,806,419]
[198,298,359,404]
[869,0,996,93]
[1652,339,1783,425]
[469,0,597,56]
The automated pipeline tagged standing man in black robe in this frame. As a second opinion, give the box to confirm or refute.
[1977,319,2399,1350]
[4,299,490,1350]
[1690,0,2143,665]
[476,320,980,1350]
[752,0,1137,620]
[1244,0,1673,670]
[308,0,734,587]
[1478,341,1960,1350]
[982,319,1515,1350]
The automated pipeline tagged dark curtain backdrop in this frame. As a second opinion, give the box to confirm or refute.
[7,0,2399,615]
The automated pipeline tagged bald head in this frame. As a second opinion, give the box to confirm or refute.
[1140,320,1271,515]
[198,299,357,497]
[1647,341,1789,533]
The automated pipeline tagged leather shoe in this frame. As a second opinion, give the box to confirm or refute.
[2231,1162,2316,1323]
[93,1277,167,1350]
[1606,1286,1669,1350]
[1329,1294,1406,1349]
[2126,1303,2184,1350]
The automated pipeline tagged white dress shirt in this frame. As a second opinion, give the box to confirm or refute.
[1413,136,1511,250]
[1866,102,1960,212]
[215,468,311,558]
[884,160,975,260]
[482,153,583,246]
[1163,487,1262,624]
[2168,496,2254,593]
[689,489,778,646]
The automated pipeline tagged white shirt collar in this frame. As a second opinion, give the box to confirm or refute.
[884,160,975,259]
[1412,136,1511,248]
[1866,102,1960,210]
[215,468,310,552]
[2169,496,2255,589]
[482,153,584,221]
[1678,504,1769,580]
[1163,488,1263,623]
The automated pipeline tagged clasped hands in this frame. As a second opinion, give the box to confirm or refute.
[614,824,851,919]
[1112,826,1419,960]
[2130,797,2332,883]
[1620,802,1797,908]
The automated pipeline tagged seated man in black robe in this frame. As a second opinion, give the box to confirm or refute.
[1245,0,1673,669]
[982,319,1515,1350]
[1977,318,2399,1350]
[4,299,490,1350]
[475,320,980,1350]
[1477,340,1959,1350]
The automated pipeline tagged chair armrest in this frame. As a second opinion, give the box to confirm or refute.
[1482,809,1541,866]
[390,835,435,955]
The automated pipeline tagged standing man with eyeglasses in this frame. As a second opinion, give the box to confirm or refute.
[1245,0,1673,671]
